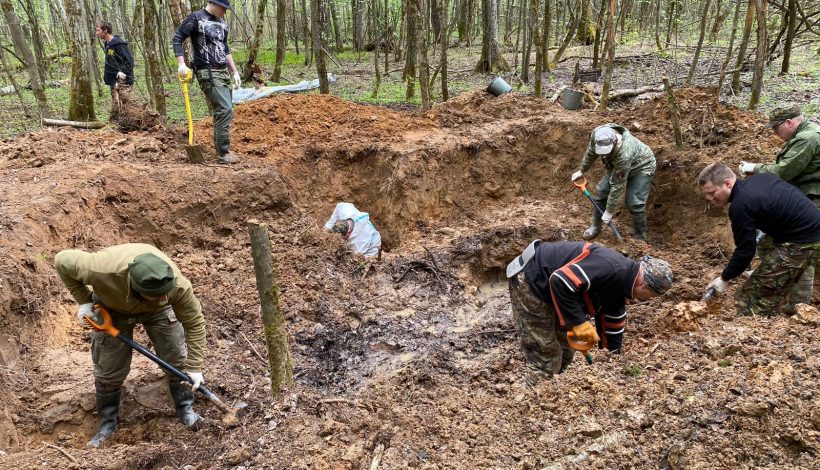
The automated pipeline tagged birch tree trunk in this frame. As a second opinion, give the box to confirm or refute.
[1,0,50,118]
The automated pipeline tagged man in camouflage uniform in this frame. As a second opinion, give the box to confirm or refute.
[699,163,820,316]
[506,240,673,386]
[571,124,656,241]
[55,244,206,447]
[737,104,820,307]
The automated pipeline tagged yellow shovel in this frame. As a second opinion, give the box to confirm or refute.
[179,70,205,163]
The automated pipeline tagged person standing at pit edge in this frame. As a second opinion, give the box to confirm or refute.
[570,124,656,241]
[54,243,206,448]
[94,20,134,121]
[505,240,673,386]
[699,163,820,316]
[737,104,820,308]
[172,0,242,164]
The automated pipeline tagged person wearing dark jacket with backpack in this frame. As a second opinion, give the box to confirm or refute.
[95,21,134,120]
[506,240,673,386]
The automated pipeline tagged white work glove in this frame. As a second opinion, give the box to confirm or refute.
[116,71,126,81]
[178,63,190,79]
[571,170,583,182]
[707,276,729,295]
[739,161,758,175]
[232,71,241,89]
[188,371,204,392]
[76,303,94,325]
[601,210,613,224]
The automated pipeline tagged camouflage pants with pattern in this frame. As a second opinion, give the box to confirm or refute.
[509,272,574,386]
[736,239,820,316]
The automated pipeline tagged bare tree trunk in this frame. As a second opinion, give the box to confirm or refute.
[329,0,344,51]
[372,0,381,97]
[1,0,49,118]
[415,0,431,109]
[475,0,510,72]
[64,0,94,121]
[440,0,449,100]
[244,0,270,79]
[405,0,418,97]
[457,0,468,43]
[780,0,795,74]
[352,0,367,50]
[748,0,766,109]
[20,0,49,82]
[709,0,725,41]
[273,0,287,81]
[302,0,313,65]
[312,0,329,92]
[246,221,294,399]
[593,0,607,67]
[521,0,531,83]
[599,0,616,111]
[144,0,166,116]
[550,16,580,67]
[532,0,542,95]
[731,0,754,93]
[717,0,742,95]
[542,0,550,71]
[686,0,712,85]
[168,0,188,26]
[653,0,663,51]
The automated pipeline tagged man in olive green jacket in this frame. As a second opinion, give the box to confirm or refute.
[571,123,656,240]
[738,104,820,309]
[54,243,206,448]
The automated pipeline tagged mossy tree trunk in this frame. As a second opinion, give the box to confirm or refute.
[64,0,94,121]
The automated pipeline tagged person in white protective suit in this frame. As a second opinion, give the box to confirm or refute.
[323,203,382,258]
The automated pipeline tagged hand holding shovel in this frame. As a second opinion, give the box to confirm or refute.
[572,176,623,242]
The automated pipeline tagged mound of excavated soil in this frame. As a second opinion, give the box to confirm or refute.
[1,88,818,469]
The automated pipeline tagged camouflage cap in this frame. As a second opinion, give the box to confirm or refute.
[765,104,801,128]
[639,255,673,295]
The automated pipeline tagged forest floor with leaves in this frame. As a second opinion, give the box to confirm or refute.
[1,46,820,469]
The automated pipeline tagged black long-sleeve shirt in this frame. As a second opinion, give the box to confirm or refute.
[102,36,134,86]
[722,173,820,280]
[524,241,640,352]
[172,9,231,68]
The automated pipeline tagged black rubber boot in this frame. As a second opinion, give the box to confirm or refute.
[632,213,648,241]
[168,380,200,428]
[87,389,121,448]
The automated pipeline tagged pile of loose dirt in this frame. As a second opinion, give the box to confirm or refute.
[1,88,817,469]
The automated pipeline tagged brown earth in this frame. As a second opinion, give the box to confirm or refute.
[0,88,818,469]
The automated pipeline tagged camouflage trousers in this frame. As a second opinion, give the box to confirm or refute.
[509,272,574,386]
[737,239,820,316]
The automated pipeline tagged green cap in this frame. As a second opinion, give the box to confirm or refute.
[129,253,175,297]
[765,104,801,128]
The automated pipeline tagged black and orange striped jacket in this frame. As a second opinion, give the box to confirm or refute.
[522,241,640,352]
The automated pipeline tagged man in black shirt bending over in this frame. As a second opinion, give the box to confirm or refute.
[699,163,820,316]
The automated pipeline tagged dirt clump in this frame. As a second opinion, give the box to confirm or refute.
[1,88,818,469]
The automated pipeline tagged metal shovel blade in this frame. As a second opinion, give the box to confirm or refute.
[186,145,205,163]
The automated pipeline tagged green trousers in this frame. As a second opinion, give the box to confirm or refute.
[196,68,233,157]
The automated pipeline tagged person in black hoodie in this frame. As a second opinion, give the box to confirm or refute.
[94,21,134,120]
[505,240,673,386]
[698,163,820,315]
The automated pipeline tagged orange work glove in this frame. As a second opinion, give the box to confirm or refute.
[570,321,600,345]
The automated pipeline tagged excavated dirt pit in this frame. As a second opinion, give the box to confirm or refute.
[1,89,819,469]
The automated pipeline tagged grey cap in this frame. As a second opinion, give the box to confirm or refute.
[639,255,673,295]
[594,127,618,155]
[209,0,235,12]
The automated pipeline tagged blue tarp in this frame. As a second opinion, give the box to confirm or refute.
[232,74,337,104]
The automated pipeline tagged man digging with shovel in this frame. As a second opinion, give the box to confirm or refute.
[571,124,656,241]
[55,244,206,447]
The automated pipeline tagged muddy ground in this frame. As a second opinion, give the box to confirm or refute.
[0,87,818,469]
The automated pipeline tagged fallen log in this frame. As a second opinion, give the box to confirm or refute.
[607,85,664,101]
[41,118,106,129]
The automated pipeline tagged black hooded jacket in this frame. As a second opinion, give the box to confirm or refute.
[102,36,134,86]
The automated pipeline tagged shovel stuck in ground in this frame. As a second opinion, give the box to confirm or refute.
[179,70,205,164]
[572,176,623,242]
[567,331,594,365]
[85,305,241,427]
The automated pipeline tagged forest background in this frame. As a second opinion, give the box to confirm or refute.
[0,0,818,138]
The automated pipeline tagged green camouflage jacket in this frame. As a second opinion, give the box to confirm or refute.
[55,243,206,372]
[757,120,820,197]
[580,124,656,213]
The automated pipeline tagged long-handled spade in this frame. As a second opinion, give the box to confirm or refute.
[179,70,205,164]
[85,305,241,427]
[572,176,623,242]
